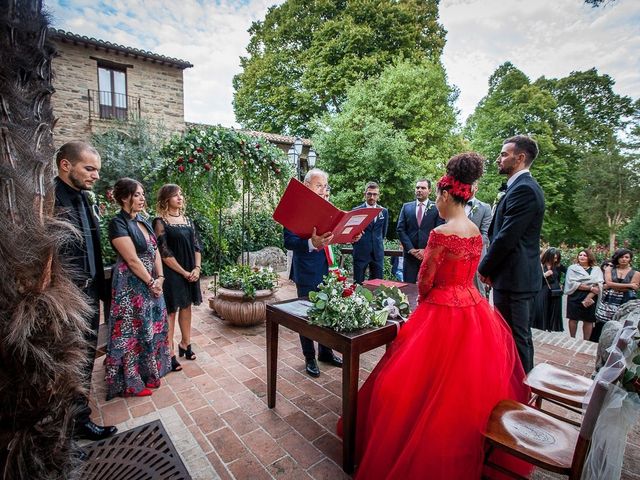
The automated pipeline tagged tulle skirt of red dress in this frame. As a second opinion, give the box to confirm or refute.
[338,299,532,479]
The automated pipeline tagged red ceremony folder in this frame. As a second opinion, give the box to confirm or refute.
[273,178,380,244]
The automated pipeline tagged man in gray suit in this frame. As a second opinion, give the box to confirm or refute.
[466,181,492,296]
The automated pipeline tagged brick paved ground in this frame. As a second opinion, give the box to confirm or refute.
[88,276,639,479]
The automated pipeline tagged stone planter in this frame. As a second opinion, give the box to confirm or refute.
[209,287,276,327]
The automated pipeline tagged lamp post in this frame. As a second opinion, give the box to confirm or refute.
[287,137,316,180]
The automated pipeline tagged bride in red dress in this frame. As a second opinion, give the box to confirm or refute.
[343,153,530,479]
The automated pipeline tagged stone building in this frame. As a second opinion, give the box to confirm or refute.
[49,29,193,146]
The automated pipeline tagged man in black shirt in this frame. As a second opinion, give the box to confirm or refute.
[54,141,117,440]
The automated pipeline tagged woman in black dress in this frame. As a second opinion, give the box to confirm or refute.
[564,249,603,341]
[153,184,202,371]
[532,247,566,331]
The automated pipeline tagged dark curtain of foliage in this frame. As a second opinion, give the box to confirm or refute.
[0,1,89,478]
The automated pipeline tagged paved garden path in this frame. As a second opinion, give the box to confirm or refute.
[88,276,639,479]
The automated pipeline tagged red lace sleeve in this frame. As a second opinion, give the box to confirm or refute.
[417,231,448,301]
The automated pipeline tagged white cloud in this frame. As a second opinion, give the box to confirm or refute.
[440,0,640,121]
[47,0,639,128]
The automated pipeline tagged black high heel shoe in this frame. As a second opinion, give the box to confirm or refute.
[171,355,182,371]
[178,344,196,360]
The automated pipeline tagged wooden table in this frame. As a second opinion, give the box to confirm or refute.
[265,283,417,474]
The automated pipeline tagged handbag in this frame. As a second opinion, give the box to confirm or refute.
[543,266,562,297]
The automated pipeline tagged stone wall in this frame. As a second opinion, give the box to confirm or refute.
[50,41,186,146]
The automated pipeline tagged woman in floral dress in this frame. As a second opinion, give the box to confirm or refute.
[105,178,170,399]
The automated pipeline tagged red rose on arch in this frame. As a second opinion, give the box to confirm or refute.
[188,157,195,163]
[196,147,204,153]
[178,165,185,173]
[177,157,184,164]
[204,163,211,171]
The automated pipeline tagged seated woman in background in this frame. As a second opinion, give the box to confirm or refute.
[564,249,602,341]
[153,184,202,372]
[105,178,170,399]
[532,247,566,332]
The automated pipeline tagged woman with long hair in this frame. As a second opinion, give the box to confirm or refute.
[564,249,603,340]
[532,247,566,331]
[153,184,202,372]
[104,178,170,399]
[340,153,529,478]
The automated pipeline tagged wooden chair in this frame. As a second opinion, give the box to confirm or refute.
[483,379,610,480]
[525,333,631,425]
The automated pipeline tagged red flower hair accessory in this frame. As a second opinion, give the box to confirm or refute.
[437,175,473,201]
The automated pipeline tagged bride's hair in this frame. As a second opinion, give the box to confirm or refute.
[437,152,485,203]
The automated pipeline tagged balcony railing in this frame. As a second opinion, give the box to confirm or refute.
[88,89,141,121]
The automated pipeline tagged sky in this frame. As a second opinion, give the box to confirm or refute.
[46,0,639,128]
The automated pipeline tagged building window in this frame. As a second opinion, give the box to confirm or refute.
[98,66,128,119]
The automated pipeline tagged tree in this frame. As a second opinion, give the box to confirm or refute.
[315,114,415,223]
[535,69,637,152]
[465,63,571,244]
[620,207,640,250]
[465,63,640,246]
[574,147,640,252]
[91,119,168,196]
[233,0,445,136]
[313,60,460,228]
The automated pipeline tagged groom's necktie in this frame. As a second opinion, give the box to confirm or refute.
[417,202,424,227]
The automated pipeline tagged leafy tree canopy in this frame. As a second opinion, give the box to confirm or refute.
[314,60,460,227]
[465,62,640,248]
[465,62,571,243]
[91,119,168,196]
[574,145,640,251]
[233,0,445,137]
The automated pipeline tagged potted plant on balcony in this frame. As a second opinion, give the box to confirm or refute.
[209,265,278,327]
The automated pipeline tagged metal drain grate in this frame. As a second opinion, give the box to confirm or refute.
[80,419,192,479]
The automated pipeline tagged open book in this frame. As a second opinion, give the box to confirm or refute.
[273,178,380,244]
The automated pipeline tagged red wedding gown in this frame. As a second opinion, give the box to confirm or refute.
[341,231,531,479]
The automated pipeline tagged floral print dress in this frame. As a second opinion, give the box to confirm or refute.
[105,234,171,399]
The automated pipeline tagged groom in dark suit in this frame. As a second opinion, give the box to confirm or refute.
[479,135,545,373]
[397,179,444,283]
[352,182,388,284]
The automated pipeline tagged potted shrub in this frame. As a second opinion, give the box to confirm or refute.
[209,265,278,326]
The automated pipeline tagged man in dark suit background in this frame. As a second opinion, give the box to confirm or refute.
[479,135,545,373]
[396,179,444,283]
[55,141,117,440]
[466,182,492,295]
[352,182,388,284]
[284,168,344,377]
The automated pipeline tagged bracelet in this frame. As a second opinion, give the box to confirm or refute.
[147,278,155,287]
[194,266,201,270]
[157,275,164,278]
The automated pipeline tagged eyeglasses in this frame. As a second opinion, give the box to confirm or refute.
[365,192,379,196]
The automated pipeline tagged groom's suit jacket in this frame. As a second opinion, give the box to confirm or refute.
[478,172,544,293]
